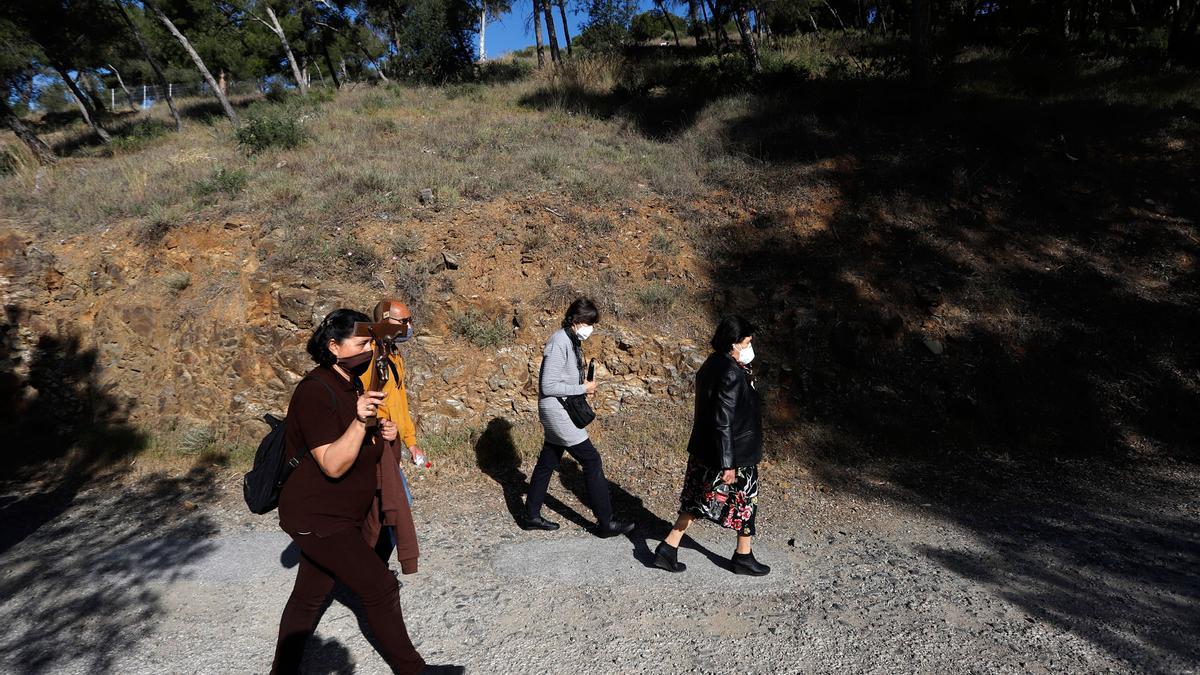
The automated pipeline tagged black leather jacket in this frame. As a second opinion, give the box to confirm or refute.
[686,353,762,469]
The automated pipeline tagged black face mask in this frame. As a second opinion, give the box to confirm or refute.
[336,350,373,376]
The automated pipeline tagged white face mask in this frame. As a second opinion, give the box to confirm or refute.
[575,324,594,341]
[736,343,755,365]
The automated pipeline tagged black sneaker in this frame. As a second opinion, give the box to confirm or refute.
[731,550,771,576]
[520,515,560,531]
[652,541,687,573]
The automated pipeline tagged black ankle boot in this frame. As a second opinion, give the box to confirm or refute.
[652,542,686,573]
[731,550,771,576]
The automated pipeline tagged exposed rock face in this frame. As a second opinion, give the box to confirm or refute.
[1,205,706,449]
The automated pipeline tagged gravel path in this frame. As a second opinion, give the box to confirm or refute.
[1,456,1197,674]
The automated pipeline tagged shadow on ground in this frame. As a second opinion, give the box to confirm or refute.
[659,54,1199,670]
[0,304,224,672]
[474,416,590,530]
[525,45,1200,668]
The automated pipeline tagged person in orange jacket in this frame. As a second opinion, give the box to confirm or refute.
[361,298,425,560]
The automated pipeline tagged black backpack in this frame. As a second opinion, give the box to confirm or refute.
[242,377,336,515]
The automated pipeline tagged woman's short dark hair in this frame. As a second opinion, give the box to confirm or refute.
[561,297,600,332]
[306,308,371,366]
[710,315,756,354]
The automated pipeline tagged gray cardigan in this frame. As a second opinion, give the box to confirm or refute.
[538,328,589,446]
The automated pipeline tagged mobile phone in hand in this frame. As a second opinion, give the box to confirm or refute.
[587,359,595,382]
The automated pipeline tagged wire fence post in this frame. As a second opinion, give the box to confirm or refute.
[142,84,147,108]
[111,89,115,109]
[168,83,172,99]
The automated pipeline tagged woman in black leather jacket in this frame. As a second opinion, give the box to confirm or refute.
[653,315,770,576]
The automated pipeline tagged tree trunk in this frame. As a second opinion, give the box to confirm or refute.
[533,0,546,68]
[824,0,847,30]
[733,6,762,72]
[51,64,112,144]
[116,0,181,131]
[910,0,932,85]
[265,6,309,95]
[107,63,138,111]
[1169,0,1199,59]
[480,7,487,61]
[146,1,239,126]
[323,44,342,88]
[686,0,704,44]
[658,0,682,45]
[80,72,108,115]
[705,0,725,51]
[558,0,573,56]
[697,0,714,46]
[543,0,562,64]
[1,98,56,165]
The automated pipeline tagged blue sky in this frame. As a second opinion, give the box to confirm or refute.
[483,0,665,58]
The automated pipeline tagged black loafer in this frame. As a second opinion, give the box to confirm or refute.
[731,551,771,576]
[652,542,686,572]
[595,520,635,538]
[520,515,560,531]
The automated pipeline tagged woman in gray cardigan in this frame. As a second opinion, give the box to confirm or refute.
[522,298,634,538]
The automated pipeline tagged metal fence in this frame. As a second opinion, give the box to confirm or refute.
[106,78,328,110]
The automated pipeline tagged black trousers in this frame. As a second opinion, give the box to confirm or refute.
[272,526,425,675]
[525,438,614,526]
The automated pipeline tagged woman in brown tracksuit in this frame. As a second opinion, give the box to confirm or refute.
[271,308,431,674]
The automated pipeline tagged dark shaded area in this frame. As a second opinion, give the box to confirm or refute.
[474,417,728,569]
[557,457,728,571]
[520,47,798,140]
[690,56,1197,669]
[0,303,225,671]
[0,305,148,551]
[298,636,357,675]
[528,45,1199,666]
[45,95,259,157]
[473,416,590,530]
[0,465,221,672]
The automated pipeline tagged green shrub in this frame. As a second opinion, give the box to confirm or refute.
[636,283,681,311]
[393,260,428,303]
[165,272,192,292]
[648,232,679,255]
[179,425,216,454]
[0,145,20,176]
[235,107,310,154]
[111,119,172,153]
[391,230,423,258]
[450,310,512,347]
[528,151,563,178]
[477,59,533,84]
[306,86,337,103]
[190,167,249,199]
[521,224,550,252]
[574,213,616,235]
[355,90,397,113]
[333,234,380,272]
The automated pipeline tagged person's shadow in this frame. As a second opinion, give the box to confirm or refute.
[556,451,728,571]
[474,417,590,530]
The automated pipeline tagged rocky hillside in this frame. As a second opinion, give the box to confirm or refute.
[0,192,727,459]
[3,52,1197,476]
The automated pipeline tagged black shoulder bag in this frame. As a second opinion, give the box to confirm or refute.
[559,394,595,428]
[545,339,596,429]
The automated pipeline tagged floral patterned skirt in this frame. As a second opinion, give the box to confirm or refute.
[678,456,759,536]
